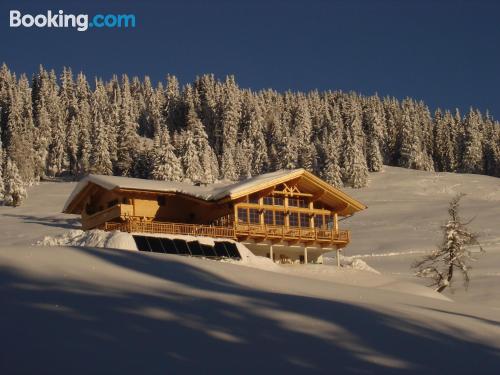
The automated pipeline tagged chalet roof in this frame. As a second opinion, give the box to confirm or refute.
[63,169,367,215]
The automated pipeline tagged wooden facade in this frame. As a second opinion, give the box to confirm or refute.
[63,170,366,260]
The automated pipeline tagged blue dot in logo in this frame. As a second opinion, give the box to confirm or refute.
[89,22,94,28]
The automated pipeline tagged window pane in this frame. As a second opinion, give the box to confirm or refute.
[275,211,285,225]
[274,197,283,206]
[327,218,334,230]
[314,215,324,228]
[263,196,273,205]
[289,212,299,227]
[300,213,309,228]
[237,208,248,223]
[264,211,274,225]
[249,195,259,204]
[249,209,260,224]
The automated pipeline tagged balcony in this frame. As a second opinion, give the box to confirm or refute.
[103,220,350,245]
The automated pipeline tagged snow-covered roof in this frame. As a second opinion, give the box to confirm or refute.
[63,169,305,212]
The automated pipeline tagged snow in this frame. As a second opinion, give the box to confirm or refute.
[1,166,500,373]
[37,229,139,251]
[63,168,304,211]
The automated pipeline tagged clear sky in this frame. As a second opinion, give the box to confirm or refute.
[2,0,499,117]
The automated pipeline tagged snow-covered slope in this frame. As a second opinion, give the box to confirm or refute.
[1,167,500,374]
[341,167,500,307]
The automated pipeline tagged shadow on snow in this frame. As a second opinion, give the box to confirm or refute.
[1,246,499,374]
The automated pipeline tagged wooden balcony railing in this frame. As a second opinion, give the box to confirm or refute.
[103,221,350,244]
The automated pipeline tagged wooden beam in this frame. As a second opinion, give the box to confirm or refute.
[236,202,331,215]
[272,190,313,197]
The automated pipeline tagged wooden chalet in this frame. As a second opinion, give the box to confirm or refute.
[63,169,366,263]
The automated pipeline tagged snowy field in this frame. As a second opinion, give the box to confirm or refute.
[1,166,500,374]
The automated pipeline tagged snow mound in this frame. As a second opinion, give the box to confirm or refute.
[343,257,381,274]
[36,229,138,251]
[322,254,381,274]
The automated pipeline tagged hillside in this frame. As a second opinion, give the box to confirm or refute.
[1,166,500,374]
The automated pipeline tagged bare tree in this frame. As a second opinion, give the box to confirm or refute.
[412,193,484,293]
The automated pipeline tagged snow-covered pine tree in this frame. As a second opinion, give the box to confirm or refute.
[279,93,299,169]
[150,128,183,181]
[0,64,15,145]
[292,94,315,171]
[74,73,92,175]
[340,97,368,188]
[4,77,35,184]
[397,99,428,170]
[264,91,287,170]
[483,113,500,177]
[218,76,241,180]
[45,69,66,176]
[460,108,484,174]
[115,75,138,176]
[417,101,435,171]
[0,135,4,201]
[182,99,219,183]
[412,193,484,293]
[381,97,401,165]
[180,130,205,183]
[319,101,343,187]
[362,96,384,172]
[89,80,113,175]
[2,157,26,206]
[433,110,458,172]
[60,67,80,176]
[239,91,268,176]
[164,74,183,131]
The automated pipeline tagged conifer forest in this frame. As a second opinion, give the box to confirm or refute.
[0,64,499,206]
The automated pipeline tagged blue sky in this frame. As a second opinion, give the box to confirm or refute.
[2,0,500,117]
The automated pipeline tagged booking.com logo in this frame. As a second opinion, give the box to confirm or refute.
[9,10,136,31]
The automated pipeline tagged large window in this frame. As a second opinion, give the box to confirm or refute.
[289,212,299,227]
[263,196,273,205]
[249,209,260,224]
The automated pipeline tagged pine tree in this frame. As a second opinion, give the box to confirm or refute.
[5,78,35,184]
[397,99,429,170]
[460,108,484,174]
[45,69,66,176]
[181,101,219,183]
[89,80,112,175]
[362,97,384,172]
[74,73,92,175]
[318,101,343,187]
[150,129,183,181]
[293,94,315,170]
[0,135,4,201]
[2,158,26,206]
[115,75,138,176]
[434,110,458,172]
[218,76,241,180]
[340,98,368,188]
[239,92,268,176]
